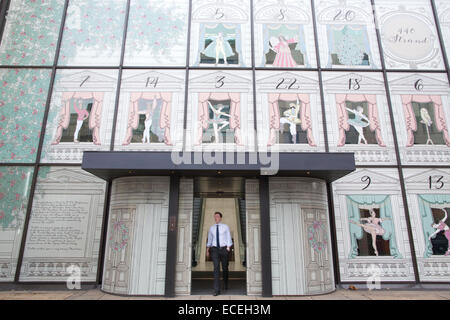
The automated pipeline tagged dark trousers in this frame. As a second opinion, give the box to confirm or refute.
[210,247,229,293]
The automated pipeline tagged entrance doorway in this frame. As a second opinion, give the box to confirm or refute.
[190,177,247,295]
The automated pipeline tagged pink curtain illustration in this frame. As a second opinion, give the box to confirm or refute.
[52,91,104,145]
[267,93,316,146]
[401,95,450,147]
[197,92,242,145]
[335,94,385,147]
[122,92,173,146]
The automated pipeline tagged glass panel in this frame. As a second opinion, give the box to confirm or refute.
[403,168,450,282]
[315,0,381,69]
[124,0,189,66]
[0,0,65,66]
[186,70,254,151]
[375,0,445,70]
[190,0,252,67]
[253,0,317,68]
[332,168,416,281]
[387,72,450,166]
[41,69,119,163]
[255,70,325,152]
[322,71,397,165]
[0,69,52,163]
[0,166,33,282]
[58,0,127,66]
[114,69,185,151]
[20,166,106,282]
[435,1,450,66]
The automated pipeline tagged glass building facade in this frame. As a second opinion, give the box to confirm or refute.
[0,0,449,296]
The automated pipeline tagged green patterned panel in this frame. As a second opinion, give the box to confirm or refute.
[0,69,52,163]
[0,0,65,65]
[58,0,127,66]
[0,166,33,282]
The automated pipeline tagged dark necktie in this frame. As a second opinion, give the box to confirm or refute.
[216,224,220,248]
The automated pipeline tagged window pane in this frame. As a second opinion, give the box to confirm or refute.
[190,0,252,67]
[255,70,325,152]
[20,166,106,282]
[41,69,119,163]
[387,72,450,166]
[0,69,52,163]
[0,166,33,282]
[375,0,445,70]
[58,0,127,66]
[253,0,317,68]
[186,70,254,151]
[322,71,397,165]
[315,0,381,69]
[114,69,186,151]
[404,168,450,282]
[0,0,65,66]
[332,168,416,281]
[124,0,189,66]
[436,1,450,66]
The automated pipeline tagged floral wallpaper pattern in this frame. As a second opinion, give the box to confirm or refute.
[0,69,52,163]
[0,166,33,229]
[124,0,187,66]
[58,0,127,66]
[0,0,65,65]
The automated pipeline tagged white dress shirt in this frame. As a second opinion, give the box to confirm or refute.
[207,223,233,248]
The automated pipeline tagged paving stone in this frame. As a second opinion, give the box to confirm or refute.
[310,292,350,300]
[0,288,447,300]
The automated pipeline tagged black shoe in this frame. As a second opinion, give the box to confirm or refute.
[213,291,220,296]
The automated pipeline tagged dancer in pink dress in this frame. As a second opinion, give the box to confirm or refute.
[73,99,89,143]
[350,209,390,256]
[429,209,450,256]
[271,35,297,68]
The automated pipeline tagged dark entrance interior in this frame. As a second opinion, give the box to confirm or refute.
[191,177,247,295]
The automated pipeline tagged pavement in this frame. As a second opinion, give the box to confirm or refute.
[0,288,449,300]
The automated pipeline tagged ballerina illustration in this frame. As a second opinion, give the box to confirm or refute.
[142,99,157,144]
[208,101,230,143]
[142,112,152,144]
[429,208,450,256]
[202,32,235,65]
[346,106,370,144]
[270,35,298,68]
[73,99,89,143]
[280,100,301,144]
[420,108,434,145]
[350,209,390,256]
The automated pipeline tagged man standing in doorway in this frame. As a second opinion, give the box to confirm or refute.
[206,211,233,296]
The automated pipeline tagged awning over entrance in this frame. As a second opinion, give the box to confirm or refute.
[82,151,355,183]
